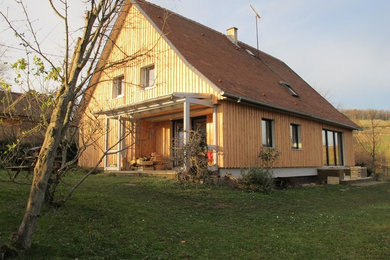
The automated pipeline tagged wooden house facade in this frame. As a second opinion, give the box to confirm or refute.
[79,0,359,177]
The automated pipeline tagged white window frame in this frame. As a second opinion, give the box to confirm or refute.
[112,75,124,99]
[141,65,155,89]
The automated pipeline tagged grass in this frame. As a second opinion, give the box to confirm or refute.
[1,170,390,259]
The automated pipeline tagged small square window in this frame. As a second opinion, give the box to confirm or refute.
[262,119,274,147]
[290,124,302,149]
[141,65,155,89]
[112,75,124,98]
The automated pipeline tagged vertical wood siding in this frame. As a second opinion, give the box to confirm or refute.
[218,101,355,168]
[86,5,218,115]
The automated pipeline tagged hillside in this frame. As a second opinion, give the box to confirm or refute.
[341,109,390,168]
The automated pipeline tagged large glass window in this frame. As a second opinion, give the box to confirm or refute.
[290,124,302,149]
[322,129,344,166]
[262,119,274,148]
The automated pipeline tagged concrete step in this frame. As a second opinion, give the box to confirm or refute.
[106,170,177,179]
[340,177,373,185]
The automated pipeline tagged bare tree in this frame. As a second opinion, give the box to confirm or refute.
[355,110,384,179]
[0,0,155,250]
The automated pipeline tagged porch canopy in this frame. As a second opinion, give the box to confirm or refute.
[95,93,217,171]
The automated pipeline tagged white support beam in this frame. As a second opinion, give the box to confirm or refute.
[117,116,121,171]
[186,97,213,107]
[183,98,190,170]
[213,105,218,166]
[173,92,211,99]
[183,98,190,144]
[104,117,109,170]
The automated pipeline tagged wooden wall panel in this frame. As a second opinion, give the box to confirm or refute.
[206,114,213,145]
[78,114,106,168]
[154,121,171,158]
[219,101,355,168]
[136,121,156,157]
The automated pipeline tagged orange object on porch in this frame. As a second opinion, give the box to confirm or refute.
[207,150,213,165]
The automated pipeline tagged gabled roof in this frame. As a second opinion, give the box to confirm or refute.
[133,0,358,129]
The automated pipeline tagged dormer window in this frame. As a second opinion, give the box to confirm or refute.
[141,65,155,89]
[112,75,124,98]
[280,81,299,97]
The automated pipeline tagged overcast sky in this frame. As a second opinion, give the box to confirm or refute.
[1,0,389,109]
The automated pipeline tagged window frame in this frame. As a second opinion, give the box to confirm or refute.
[141,64,155,89]
[262,118,274,148]
[290,123,302,150]
[112,75,124,99]
[322,129,344,166]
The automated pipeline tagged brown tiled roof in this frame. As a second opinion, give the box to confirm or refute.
[134,0,358,129]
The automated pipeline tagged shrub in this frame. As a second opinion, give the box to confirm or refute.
[240,167,274,194]
[173,130,210,184]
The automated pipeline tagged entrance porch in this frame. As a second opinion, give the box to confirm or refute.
[96,93,218,171]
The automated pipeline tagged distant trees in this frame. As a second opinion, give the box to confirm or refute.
[354,110,386,179]
[342,109,390,121]
[343,109,389,179]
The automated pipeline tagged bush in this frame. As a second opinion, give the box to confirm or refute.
[240,167,274,194]
[173,130,210,184]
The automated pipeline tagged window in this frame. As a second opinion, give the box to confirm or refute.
[322,129,344,166]
[290,124,302,149]
[112,75,124,98]
[280,81,299,97]
[141,65,155,89]
[262,119,274,147]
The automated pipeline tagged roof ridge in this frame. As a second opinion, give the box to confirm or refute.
[137,0,239,43]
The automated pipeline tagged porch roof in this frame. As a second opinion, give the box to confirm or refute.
[94,92,213,118]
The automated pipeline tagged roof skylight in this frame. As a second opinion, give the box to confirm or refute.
[246,49,255,56]
[280,81,299,97]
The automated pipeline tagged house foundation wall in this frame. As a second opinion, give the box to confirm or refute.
[219,167,318,178]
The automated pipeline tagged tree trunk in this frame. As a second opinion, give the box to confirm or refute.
[11,91,71,250]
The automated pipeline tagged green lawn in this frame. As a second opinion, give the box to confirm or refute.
[1,170,390,259]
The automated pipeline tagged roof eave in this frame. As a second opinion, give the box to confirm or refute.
[221,91,359,131]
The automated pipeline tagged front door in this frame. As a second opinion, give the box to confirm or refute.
[171,116,207,167]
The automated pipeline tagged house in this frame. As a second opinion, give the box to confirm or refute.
[79,0,359,178]
[0,90,47,145]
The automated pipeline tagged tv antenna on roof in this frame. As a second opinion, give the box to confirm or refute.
[250,4,261,57]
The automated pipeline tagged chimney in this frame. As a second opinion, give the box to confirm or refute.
[226,27,238,45]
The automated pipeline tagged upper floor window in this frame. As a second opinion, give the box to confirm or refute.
[141,65,155,89]
[262,119,274,148]
[112,75,124,99]
[290,124,302,149]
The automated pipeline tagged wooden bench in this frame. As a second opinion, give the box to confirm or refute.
[6,162,35,181]
[5,147,40,181]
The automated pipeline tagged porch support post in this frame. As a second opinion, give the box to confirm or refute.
[117,116,121,171]
[183,98,190,170]
[213,105,218,166]
[183,98,190,145]
[104,116,109,170]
